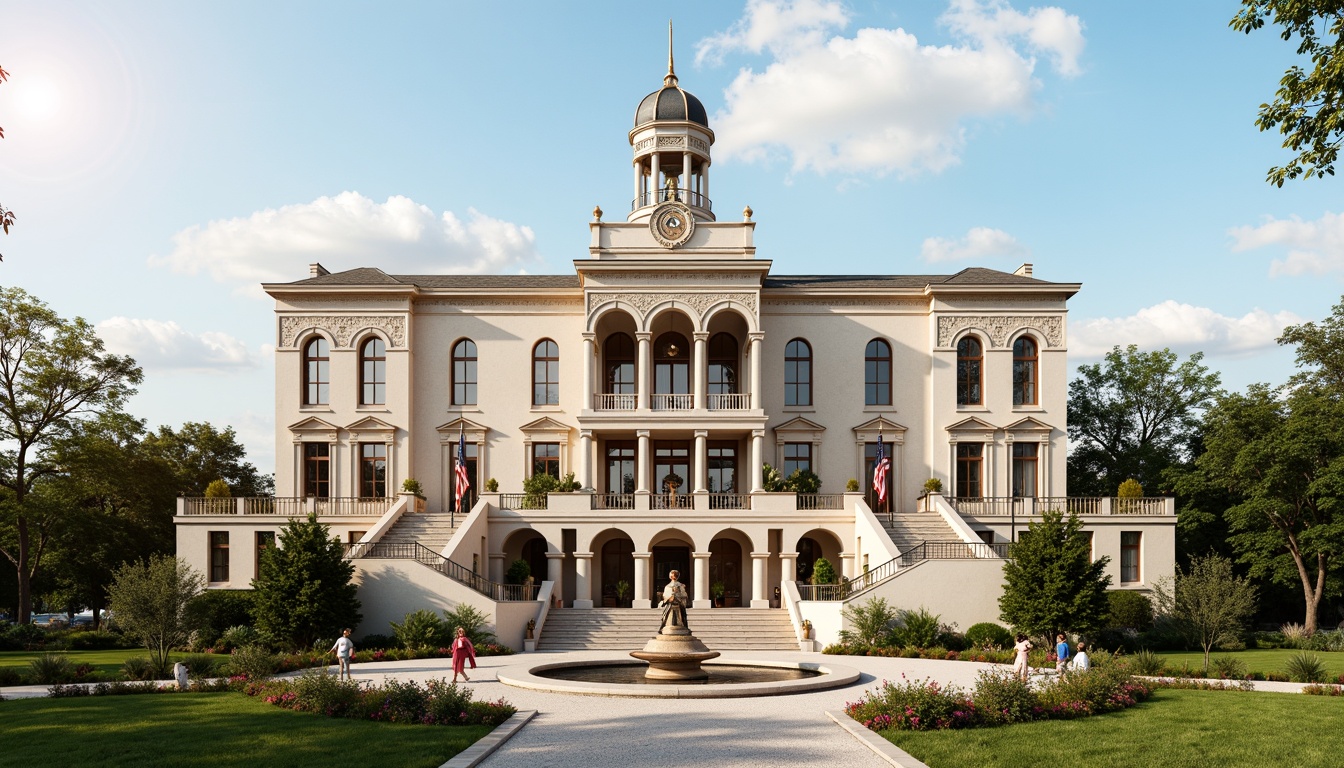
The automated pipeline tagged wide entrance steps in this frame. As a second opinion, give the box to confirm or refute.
[882,512,967,552]
[377,512,461,551]
[537,608,798,651]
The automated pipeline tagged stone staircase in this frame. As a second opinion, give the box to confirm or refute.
[377,512,461,550]
[537,608,799,651]
[882,511,967,553]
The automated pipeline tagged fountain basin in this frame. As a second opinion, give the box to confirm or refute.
[498,659,861,698]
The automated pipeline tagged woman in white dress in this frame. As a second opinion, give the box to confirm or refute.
[1011,634,1033,682]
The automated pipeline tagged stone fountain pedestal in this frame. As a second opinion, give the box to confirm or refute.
[629,625,720,680]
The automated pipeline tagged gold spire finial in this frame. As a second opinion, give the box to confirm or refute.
[664,20,678,86]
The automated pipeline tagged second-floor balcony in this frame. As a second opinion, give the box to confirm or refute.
[591,392,753,412]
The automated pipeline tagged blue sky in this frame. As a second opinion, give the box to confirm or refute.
[1,0,1339,476]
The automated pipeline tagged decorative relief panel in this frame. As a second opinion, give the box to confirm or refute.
[765,299,928,309]
[587,292,760,319]
[596,272,746,283]
[936,315,1063,348]
[280,315,406,348]
[634,137,655,152]
[689,137,709,153]
[656,136,686,147]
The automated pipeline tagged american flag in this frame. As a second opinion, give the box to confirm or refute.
[872,431,891,507]
[455,427,471,510]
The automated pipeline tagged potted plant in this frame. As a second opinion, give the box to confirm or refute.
[615,580,632,607]
[401,478,427,512]
[661,472,683,493]
[484,478,499,492]
[725,589,740,608]
[711,581,726,608]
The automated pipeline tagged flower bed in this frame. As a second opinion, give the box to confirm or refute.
[845,665,1152,732]
[242,671,516,726]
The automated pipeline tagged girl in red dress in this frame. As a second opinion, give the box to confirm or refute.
[451,626,477,683]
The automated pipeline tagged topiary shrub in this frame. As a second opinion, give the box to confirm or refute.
[965,622,1014,650]
[846,478,860,492]
[204,479,231,498]
[1117,478,1143,497]
[811,557,837,585]
[1106,590,1154,632]
[484,478,499,492]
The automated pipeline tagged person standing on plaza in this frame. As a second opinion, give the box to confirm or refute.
[1073,640,1091,672]
[1055,633,1071,676]
[329,628,355,681]
[1011,633,1033,682]
[451,626,477,683]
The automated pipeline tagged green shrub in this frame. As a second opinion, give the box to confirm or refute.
[811,557,837,585]
[1285,651,1327,683]
[505,559,531,585]
[442,604,496,646]
[1125,649,1166,676]
[0,666,24,686]
[4,622,47,649]
[785,468,822,494]
[1280,623,1313,649]
[392,609,448,649]
[846,478,860,492]
[965,622,1013,649]
[218,624,260,650]
[204,479,232,498]
[1210,655,1248,680]
[1036,663,1148,716]
[177,654,222,678]
[923,478,943,493]
[484,478,499,492]
[227,645,278,680]
[67,629,126,651]
[401,477,424,496]
[972,670,1039,724]
[845,676,976,731]
[839,597,899,647]
[188,590,257,635]
[121,656,158,681]
[356,633,396,650]
[897,607,943,649]
[28,653,74,684]
[291,669,366,715]
[1105,590,1154,631]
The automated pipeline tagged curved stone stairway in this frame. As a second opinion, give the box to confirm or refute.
[537,608,799,651]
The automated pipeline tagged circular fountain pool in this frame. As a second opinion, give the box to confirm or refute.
[498,659,860,698]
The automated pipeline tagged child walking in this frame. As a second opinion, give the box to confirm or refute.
[451,626,477,683]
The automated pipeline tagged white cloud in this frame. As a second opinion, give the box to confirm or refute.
[699,0,1085,175]
[922,226,1028,262]
[1069,301,1302,360]
[149,191,540,294]
[97,317,259,373]
[1229,211,1344,277]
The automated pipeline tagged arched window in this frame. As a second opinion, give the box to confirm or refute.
[785,338,812,406]
[604,333,635,394]
[708,333,737,395]
[1013,336,1038,406]
[957,336,983,406]
[533,339,559,406]
[864,339,892,406]
[360,337,386,406]
[452,339,477,406]
[303,337,329,406]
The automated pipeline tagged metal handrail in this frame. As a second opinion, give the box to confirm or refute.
[498,493,547,510]
[898,540,1009,566]
[345,542,536,601]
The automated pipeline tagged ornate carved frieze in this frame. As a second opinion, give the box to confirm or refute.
[417,298,581,309]
[936,315,1063,348]
[764,299,928,309]
[595,272,746,283]
[634,137,655,152]
[656,136,686,147]
[279,315,407,348]
[689,137,709,153]
[587,291,759,319]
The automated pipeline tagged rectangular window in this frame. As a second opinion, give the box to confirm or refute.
[605,440,636,495]
[706,441,738,494]
[360,442,387,498]
[1082,530,1095,562]
[255,531,275,576]
[782,443,812,478]
[532,442,560,478]
[1121,532,1141,582]
[303,442,330,498]
[955,443,983,498]
[1011,442,1038,498]
[451,442,479,512]
[209,531,229,582]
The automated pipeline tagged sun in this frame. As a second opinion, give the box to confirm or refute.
[9,73,63,123]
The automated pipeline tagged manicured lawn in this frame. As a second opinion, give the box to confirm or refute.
[0,692,492,767]
[1153,648,1344,678]
[0,648,224,678]
[886,689,1343,768]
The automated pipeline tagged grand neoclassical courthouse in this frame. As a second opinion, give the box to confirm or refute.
[177,53,1175,649]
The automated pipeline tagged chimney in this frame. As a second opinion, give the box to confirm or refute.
[309,263,329,277]
[1013,263,1033,278]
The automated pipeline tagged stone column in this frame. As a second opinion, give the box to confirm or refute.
[751,552,770,608]
[489,553,505,584]
[703,165,709,201]
[579,430,593,491]
[693,332,708,411]
[636,332,652,411]
[636,430,651,494]
[633,162,642,206]
[573,552,594,609]
[692,552,712,609]
[780,551,799,586]
[839,551,855,580]
[694,430,708,493]
[750,430,765,493]
[682,153,692,200]
[582,333,595,411]
[650,153,661,198]
[749,332,764,410]
[546,552,564,606]
[633,552,652,609]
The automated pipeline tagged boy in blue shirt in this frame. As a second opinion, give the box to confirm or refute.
[1055,633,1071,676]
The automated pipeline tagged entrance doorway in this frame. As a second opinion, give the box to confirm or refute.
[601,538,635,607]
[652,544,691,599]
[708,538,742,607]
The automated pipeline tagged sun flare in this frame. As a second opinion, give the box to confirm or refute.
[10,74,64,123]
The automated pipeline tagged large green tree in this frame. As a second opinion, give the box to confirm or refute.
[1232,2,1344,185]
[1067,345,1221,496]
[142,421,272,497]
[252,514,361,649]
[0,287,142,623]
[999,509,1112,641]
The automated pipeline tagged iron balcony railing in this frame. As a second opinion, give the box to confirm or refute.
[498,493,546,510]
[344,542,536,601]
[591,493,636,510]
[796,493,846,511]
[898,540,1009,565]
[631,189,712,211]
[947,496,1172,516]
[593,393,637,411]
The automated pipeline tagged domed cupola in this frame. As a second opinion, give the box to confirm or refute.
[627,22,715,226]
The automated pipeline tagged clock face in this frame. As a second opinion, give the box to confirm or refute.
[650,203,695,248]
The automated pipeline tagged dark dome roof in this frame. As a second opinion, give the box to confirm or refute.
[635,85,709,128]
